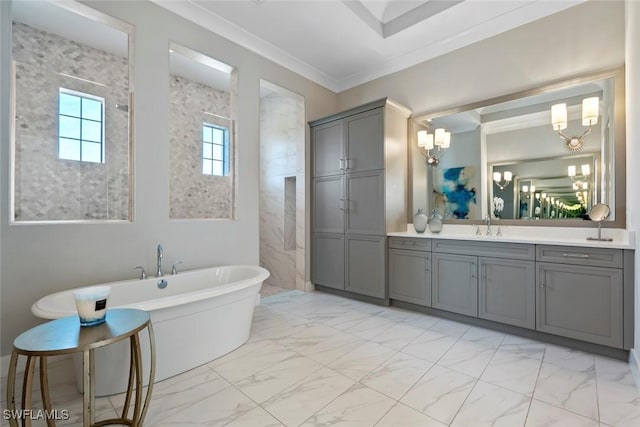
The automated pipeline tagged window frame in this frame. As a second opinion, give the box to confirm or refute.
[202,122,229,177]
[57,88,106,164]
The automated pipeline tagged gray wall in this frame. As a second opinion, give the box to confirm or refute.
[0,0,337,356]
[169,74,232,219]
[12,22,130,221]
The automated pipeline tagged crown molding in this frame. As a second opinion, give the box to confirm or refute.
[151,0,342,92]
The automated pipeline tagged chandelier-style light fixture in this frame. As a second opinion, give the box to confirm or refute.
[551,97,599,152]
[418,128,451,167]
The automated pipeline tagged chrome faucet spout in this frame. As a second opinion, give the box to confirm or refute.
[485,216,492,235]
[156,244,164,277]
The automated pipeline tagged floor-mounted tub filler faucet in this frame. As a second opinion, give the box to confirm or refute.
[156,244,164,277]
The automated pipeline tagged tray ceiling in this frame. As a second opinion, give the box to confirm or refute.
[154,0,586,92]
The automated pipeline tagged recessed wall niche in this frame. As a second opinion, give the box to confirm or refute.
[11,1,133,222]
[168,42,237,220]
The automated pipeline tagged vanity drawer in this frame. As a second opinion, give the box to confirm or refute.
[388,237,431,251]
[536,245,623,268]
[432,239,535,260]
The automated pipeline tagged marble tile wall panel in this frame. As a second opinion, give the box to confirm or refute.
[12,23,129,221]
[259,90,305,289]
[168,74,232,219]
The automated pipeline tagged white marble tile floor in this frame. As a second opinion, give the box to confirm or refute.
[3,289,639,426]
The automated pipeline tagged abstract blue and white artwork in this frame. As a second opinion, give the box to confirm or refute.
[433,166,478,219]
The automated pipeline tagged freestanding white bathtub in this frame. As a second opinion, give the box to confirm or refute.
[31,265,269,396]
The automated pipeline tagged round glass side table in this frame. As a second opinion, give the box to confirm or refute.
[5,308,156,427]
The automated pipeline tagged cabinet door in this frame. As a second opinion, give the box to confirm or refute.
[346,235,386,298]
[312,176,344,234]
[537,263,623,348]
[345,108,383,173]
[479,258,535,329]
[389,249,431,306]
[432,253,478,316]
[312,120,344,177]
[312,234,345,290]
[345,171,384,235]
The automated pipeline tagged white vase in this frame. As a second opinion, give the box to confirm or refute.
[429,209,443,233]
[414,209,428,233]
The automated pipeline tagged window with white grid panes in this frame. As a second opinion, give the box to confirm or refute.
[58,89,105,163]
[202,123,229,176]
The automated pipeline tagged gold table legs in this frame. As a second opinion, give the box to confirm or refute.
[5,323,156,427]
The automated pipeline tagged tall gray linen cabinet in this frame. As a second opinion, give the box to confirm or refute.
[310,98,411,301]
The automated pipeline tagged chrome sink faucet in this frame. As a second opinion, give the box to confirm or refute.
[156,244,164,277]
[485,215,492,235]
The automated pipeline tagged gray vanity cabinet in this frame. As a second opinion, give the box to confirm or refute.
[537,261,623,348]
[426,240,535,321]
[478,257,535,329]
[389,248,431,306]
[432,253,478,316]
[387,238,631,352]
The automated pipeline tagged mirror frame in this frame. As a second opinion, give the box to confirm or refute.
[408,67,626,228]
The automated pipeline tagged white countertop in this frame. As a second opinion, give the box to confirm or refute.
[389,224,636,250]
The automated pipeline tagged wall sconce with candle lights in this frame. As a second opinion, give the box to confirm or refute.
[418,128,451,167]
[493,170,512,191]
[551,97,599,152]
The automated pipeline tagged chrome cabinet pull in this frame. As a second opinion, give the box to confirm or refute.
[339,158,345,170]
[339,198,345,211]
[562,253,590,259]
[345,157,351,170]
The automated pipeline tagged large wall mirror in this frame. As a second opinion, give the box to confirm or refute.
[11,0,133,222]
[410,68,625,227]
[168,42,236,220]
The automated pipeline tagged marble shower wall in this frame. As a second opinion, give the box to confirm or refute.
[169,74,233,219]
[259,86,305,289]
[12,22,129,221]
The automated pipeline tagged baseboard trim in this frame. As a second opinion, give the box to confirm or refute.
[304,281,315,292]
[630,349,640,393]
[314,285,389,306]
[392,299,629,361]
